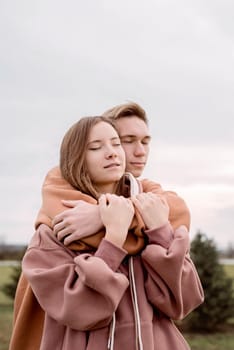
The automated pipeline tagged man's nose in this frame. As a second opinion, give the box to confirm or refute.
[134,142,146,156]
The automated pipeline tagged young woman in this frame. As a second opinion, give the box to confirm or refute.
[17,116,203,349]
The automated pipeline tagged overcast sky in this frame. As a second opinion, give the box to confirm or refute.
[0,0,233,248]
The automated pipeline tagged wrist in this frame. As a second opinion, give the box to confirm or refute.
[105,230,127,248]
[145,222,173,249]
[94,206,103,230]
[146,219,169,231]
[95,239,127,271]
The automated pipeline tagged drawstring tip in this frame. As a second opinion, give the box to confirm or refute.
[107,312,116,350]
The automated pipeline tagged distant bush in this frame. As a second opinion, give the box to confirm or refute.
[185,232,234,332]
[2,264,22,299]
[1,246,26,300]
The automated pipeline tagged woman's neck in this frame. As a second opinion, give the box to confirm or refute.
[96,182,118,195]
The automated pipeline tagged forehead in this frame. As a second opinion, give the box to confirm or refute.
[115,116,150,138]
[88,121,119,141]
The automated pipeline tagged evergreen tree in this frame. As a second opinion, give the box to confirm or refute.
[1,247,25,300]
[2,264,22,299]
[186,231,234,331]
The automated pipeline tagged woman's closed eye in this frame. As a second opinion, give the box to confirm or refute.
[88,147,101,151]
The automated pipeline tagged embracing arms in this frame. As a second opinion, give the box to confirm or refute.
[133,192,204,319]
[23,195,134,331]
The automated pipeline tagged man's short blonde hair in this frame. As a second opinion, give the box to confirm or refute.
[102,102,148,124]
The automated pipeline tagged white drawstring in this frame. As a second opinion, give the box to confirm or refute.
[129,256,144,350]
[107,260,144,350]
[107,173,143,349]
[107,312,116,350]
[125,172,141,197]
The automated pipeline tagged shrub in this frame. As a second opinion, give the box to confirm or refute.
[186,231,234,331]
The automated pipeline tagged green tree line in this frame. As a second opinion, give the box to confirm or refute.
[1,232,234,332]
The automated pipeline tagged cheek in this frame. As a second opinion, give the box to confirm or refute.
[85,156,94,174]
[121,145,131,159]
[86,154,103,179]
[145,146,150,157]
[86,163,96,182]
[120,149,126,167]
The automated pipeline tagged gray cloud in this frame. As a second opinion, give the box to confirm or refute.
[0,0,233,246]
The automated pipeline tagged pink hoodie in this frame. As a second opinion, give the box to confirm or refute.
[22,223,204,350]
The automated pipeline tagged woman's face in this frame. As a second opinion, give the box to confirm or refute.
[86,121,126,194]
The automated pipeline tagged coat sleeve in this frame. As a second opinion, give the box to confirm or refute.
[22,225,129,331]
[141,223,204,320]
[35,166,97,229]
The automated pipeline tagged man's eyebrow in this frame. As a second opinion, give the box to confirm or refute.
[120,134,151,140]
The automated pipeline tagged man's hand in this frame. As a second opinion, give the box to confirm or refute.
[52,200,103,245]
[132,193,169,230]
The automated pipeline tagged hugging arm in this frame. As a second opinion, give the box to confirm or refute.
[23,196,134,331]
[52,200,103,245]
[35,167,103,245]
[133,192,204,320]
[142,224,204,320]
[22,225,129,331]
[54,178,191,245]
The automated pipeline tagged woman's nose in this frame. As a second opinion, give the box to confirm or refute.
[106,145,117,158]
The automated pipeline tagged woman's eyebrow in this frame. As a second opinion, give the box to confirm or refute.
[88,136,120,145]
[87,140,101,146]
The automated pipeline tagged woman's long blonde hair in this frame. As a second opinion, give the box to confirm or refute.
[60,116,121,199]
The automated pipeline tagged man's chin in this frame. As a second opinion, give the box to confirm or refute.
[126,168,143,178]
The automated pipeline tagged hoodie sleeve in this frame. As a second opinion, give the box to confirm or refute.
[141,223,204,320]
[22,225,129,331]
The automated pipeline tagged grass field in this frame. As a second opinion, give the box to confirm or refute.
[1,264,234,350]
[0,266,13,350]
[223,265,234,279]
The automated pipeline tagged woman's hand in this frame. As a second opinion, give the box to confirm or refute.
[132,192,169,230]
[98,194,134,248]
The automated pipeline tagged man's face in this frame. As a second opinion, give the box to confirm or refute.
[115,116,151,178]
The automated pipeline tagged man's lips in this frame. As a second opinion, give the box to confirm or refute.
[130,162,145,167]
